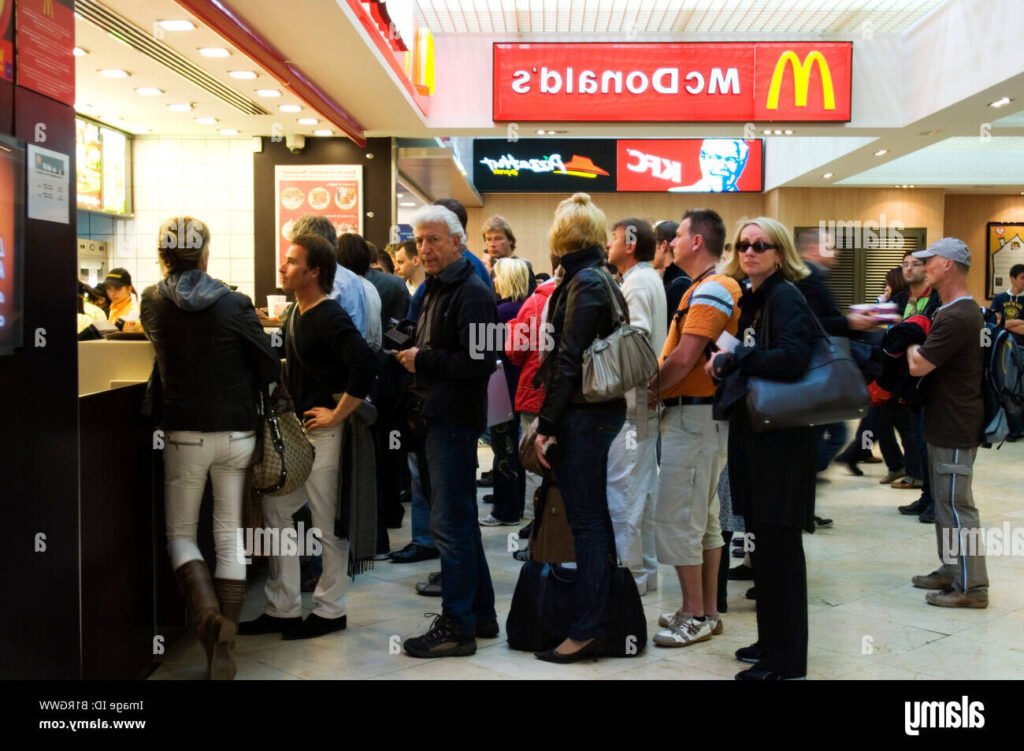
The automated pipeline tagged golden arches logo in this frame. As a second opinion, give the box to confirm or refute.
[766,50,835,111]
[42,0,54,18]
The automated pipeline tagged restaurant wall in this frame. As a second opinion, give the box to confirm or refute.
[943,194,1024,304]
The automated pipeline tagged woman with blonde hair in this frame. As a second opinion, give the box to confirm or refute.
[706,217,816,680]
[533,193,627,663]
[481,257,532,526]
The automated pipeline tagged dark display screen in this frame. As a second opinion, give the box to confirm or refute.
[0,133,25,355]
[473,138,618,193]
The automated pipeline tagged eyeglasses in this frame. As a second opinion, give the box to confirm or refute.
[735,240,778,254]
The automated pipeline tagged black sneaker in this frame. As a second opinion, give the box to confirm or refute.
[898,497,928,515]
[919,504,936,524]
[735,642,764,664]
[477,471,494,487]
[237,613,302,636]
[476,619,500,638]
[518,521,533,540]
[404,613,477,658]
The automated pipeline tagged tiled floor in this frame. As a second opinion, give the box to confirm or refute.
[151,436,1024,680]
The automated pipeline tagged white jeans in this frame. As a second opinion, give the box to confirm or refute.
[164,430,256,581]
[262,425,348,619]
[606,414,660,590]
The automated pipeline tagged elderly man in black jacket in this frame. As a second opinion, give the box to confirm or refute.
[395,205,499,658]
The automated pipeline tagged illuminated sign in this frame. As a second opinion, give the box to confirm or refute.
[473,139,616,192]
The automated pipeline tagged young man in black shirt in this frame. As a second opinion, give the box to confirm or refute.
[239,234,378,639]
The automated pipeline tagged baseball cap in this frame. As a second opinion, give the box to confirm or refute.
[913,238,971,267]
[104,268,133,288]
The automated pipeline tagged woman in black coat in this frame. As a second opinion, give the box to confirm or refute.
[706,217,816,680]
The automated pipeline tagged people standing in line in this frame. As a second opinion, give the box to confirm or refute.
[239,233,378,640]
[365,240,411,330]
[396,205,499,658]
[906,238,990,608]
[480,258,532,527]
[651,209,741,646]
[532,193,627,664]
[290,215,368,339]
[140,216,280,679]
[990,263,1024,440]
[395,238,426,300]
[604,218,666,595]
[707,217,817,680]
[337,233,383,351]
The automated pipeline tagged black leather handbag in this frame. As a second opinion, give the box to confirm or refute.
[745,283,869,431]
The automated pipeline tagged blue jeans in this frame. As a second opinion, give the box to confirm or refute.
[815,422,848,473]
[407,453,435,549]
[425,420,496,635]
[552,407,625,642]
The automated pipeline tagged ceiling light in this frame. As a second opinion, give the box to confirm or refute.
[397,193,405,198]
[536,129,546,135]
[256,89,281,98]
[195,116,218,125]
[298,117,319,126]
[822,173,834,179]
[158,20,196,32]
[874,149,889,156]
[278,104,301,113]
[229,70,258,80]
[99,69,130,79]
[784,129,794,135]
[135,87,163,96]
[199,47,230,58]
[314,129,333,137]
[400,202,417,207]
[773,129,782,135]
[73,47,88,57]
[762,129,771,135]
[219,128,240,136]
[989,97,1013,109]
[167,103,194,112]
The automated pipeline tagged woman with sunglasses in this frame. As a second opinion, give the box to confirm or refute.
[705,217,816,680]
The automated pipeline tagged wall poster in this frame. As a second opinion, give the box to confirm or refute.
[275,164,363,267]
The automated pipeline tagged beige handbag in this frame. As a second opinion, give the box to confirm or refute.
[249,384,316,496]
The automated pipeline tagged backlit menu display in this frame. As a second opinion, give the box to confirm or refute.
[0,134,24,355]
[75,117,131,215]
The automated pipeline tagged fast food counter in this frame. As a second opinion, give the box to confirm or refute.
[78,339,155,396]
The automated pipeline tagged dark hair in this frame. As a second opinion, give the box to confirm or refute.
[655,220,679,245]
[612,218,656,262]
[903,248,916,259]
[292,214,337,249]
[1011,264,1024,278]
[337,233,372,276]
[535,272,551,283]
[433,198,468,233]
[682,209,726,259]
[398,238,418,258]
[376,247,395,274]
[885,267,908,296]
[291,233,337,294]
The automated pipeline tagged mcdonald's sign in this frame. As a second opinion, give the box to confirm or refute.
[754,43,851,122]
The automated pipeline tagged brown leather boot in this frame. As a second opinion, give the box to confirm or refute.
[174,560,235,678]
[211,578,247,680]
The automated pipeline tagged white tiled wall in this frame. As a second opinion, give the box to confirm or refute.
[83,137,256,301]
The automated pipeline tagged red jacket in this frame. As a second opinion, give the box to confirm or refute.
[505,278,557,414]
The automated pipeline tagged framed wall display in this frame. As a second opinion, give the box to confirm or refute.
[986,222,1024,298]
[275,164,363,267]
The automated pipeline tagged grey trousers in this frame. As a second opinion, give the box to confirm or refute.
[928,443,989,592]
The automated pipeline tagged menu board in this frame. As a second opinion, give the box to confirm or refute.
[1,0,14,82]
[0,134,24,355]
[75,117,131,215]
[274,164,363,266]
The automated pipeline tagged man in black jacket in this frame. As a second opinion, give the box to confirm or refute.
[395,205,499,657]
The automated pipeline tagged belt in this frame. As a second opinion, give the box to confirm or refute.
[661,396,713,408]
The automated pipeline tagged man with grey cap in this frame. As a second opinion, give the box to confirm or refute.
[905,238,989,608]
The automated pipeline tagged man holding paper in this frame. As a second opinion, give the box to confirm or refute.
[649,209,743,648]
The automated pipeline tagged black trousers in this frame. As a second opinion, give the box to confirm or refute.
[749,523,808,677]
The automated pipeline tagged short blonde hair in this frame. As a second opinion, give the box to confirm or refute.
[549,193,608,258]
[493,258,531,302]
[722,217,809,283]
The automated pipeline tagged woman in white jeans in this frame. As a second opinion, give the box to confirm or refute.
[140,216,280,679]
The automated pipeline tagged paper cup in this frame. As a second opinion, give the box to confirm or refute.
[267,295,287,318]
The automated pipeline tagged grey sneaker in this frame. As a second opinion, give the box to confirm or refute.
[653,616,713,648]
[657,608,691,628]
[911,570,954,590]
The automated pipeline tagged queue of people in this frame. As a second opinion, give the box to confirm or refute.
[138,194,1005,681]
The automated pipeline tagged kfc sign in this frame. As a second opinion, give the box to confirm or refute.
[493,42,851,123]
[618,139,763,193]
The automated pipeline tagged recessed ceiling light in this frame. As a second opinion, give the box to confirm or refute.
[536,129,546,135]
[874,149,889,156]
[278,104,302,113]
[73,47,88,57]
[773,129,783,135]
[135,87,163,97]
[298,117,319,126]
[822,172,834,179]
[399,202,417,207]
[199,47,230,58]
[784,129,794,135]
[219,128,240,136]
[166,103,194,112]
[158,20,196,32]
[195,116,218,125]
[314,129,333,137]
[99,69,130,79]
[762,129,771,135]
[397,193,405,198]
[229,70,258,80]
[989,97,1013,109]
[256,89,281,98]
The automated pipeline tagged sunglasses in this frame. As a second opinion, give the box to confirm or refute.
[735,240,779,254]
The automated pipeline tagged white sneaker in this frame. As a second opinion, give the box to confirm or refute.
[653,616,713,648]
[657,608,691,628]
[706,614,724,636]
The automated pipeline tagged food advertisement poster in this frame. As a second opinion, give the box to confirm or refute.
[76,118,102,210]
[275,164,363,267]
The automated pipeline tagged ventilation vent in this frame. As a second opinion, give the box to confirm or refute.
[75,0,272,117]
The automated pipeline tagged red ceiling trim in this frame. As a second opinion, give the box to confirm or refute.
[174,0,368,147]
[344,0,424,107]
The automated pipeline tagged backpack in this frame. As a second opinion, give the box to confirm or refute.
[981,319,1024,447]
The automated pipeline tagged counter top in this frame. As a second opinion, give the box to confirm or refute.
[78,340,155,397]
